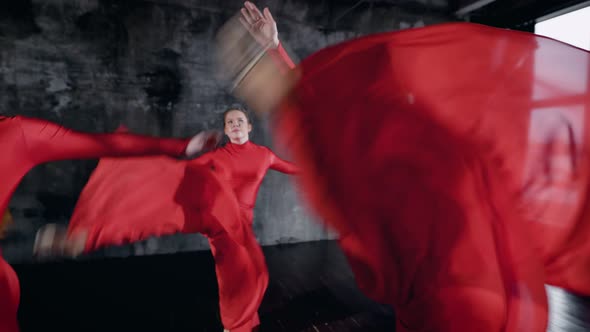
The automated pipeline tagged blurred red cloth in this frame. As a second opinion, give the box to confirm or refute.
[271,22,590,331]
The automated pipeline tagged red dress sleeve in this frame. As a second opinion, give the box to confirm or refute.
[16,116,189,164]
[266,42,296,73]
[268,22,590,332]
[267,148,298,174]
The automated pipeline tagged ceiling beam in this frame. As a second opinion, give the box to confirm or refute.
[454,0,496,16]
[536,0,590,22]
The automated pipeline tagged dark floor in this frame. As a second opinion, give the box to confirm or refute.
[12,240,395,332]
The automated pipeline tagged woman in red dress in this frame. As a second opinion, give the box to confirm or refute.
[0,114,217,332]
[52,106,298,332]
[215,2,590,331]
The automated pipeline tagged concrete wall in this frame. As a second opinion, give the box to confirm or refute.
[0,0,451,262]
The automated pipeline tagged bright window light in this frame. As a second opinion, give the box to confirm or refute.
[535,4,590,51]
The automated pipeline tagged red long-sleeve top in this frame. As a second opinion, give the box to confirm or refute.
[191,140,298,209]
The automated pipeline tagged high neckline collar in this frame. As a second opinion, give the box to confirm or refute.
[227,140,252,150]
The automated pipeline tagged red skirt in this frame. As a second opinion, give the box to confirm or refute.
[272,22,590,331]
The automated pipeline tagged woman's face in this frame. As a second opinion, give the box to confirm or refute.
[224,110,252,144]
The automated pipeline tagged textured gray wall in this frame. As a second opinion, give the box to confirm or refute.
[0,0,451,262]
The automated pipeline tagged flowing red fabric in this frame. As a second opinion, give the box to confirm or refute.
[66,154,248,249]
[0,115,190,332]
[270,22,590,331]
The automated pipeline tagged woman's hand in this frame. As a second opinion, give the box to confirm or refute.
[185,131,223,158]
[239,1,279,49]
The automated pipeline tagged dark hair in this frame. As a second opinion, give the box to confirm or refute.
[222,104,252,128]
